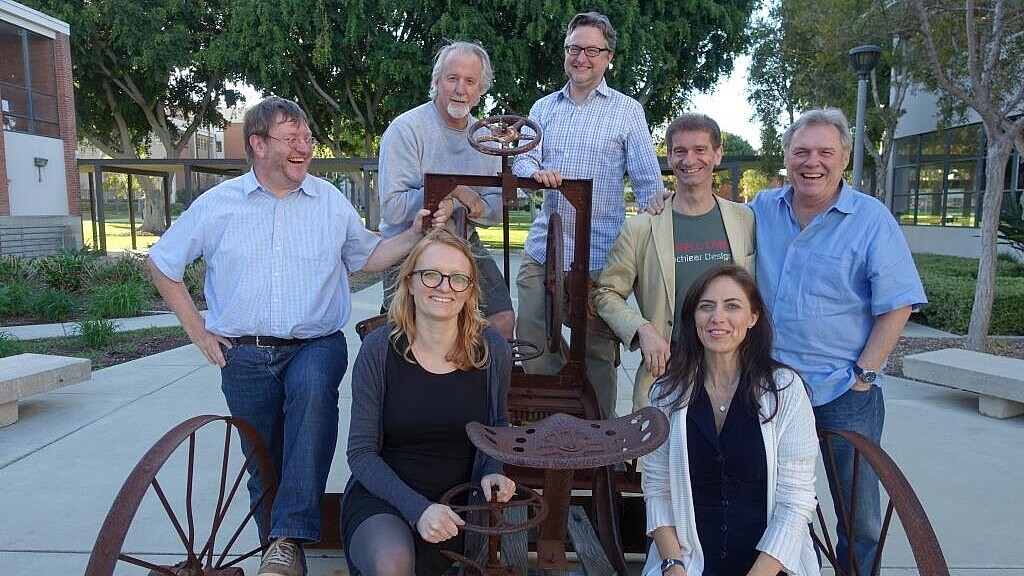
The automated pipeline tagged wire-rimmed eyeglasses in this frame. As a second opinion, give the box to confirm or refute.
[564,44,611,57]
[412,269,473,292]
[265,134,316,149]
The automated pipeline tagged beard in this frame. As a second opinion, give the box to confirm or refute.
[447,102,471,120]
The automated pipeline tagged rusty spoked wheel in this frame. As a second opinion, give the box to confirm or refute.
[468,115,542,156]
[544,212,564,354]
[86,415,278,576]
[814,429,949,576]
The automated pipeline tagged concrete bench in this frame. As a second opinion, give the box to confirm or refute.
[903,348,1024,418]
[0,353,91,426]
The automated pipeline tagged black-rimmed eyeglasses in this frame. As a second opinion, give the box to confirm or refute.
[412,269,473,292]
[265,134,316,149]
[565,44,611,57]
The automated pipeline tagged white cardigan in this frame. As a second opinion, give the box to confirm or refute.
[642,368,820,576]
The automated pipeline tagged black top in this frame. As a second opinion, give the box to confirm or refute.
[687,385,769,576]
[382,343,488,502]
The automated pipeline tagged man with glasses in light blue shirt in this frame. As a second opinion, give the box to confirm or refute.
[513,11,664,418]
[751,108,926,576]
[148,97,446,576]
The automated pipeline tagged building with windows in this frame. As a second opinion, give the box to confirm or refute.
[891,87,1022,258]
[0,0,80,255]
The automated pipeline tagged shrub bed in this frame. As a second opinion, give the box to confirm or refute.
[914,253,1024,335]
[0,249,205,325]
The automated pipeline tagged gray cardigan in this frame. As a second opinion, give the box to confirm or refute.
[344,324,511,526]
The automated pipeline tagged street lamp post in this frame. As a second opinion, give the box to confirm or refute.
[848,44,882,190]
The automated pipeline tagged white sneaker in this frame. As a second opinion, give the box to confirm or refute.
[258,538,305,576]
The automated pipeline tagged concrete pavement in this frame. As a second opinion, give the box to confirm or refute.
[1,251,1022,575]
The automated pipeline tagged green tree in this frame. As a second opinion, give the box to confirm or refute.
[746,0,911,201]
[904,0,1024,349]
[722,132,757,157]
[25,0,241,234]
[739,168,772,201]
[229,1,758,158]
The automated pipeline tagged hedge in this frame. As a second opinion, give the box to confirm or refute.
[914,254,1024,335]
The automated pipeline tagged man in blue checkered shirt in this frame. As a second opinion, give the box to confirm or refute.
[512,11,664,418]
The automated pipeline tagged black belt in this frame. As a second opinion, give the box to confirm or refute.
[232,335,312,347]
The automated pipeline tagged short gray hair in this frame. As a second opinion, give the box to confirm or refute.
[567,12,617,52]
[428,41,494,101]
[782,108,852,155]
[243,97,308,162]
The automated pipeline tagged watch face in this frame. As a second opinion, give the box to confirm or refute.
[854,365,877,383]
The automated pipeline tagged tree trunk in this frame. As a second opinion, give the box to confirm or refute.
[965,131,1013,350]
[139,176,168,234]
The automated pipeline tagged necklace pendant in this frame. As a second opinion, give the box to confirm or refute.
[718,404,726,413]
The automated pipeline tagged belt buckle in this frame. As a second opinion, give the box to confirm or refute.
[254,335,273,348]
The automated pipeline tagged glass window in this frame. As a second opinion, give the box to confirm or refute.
[890,123,987,228]
[913,165,945,226]
[892,193,915,224]
[894,136,918,167]
[0,22,58,137]
[948,124,981,158]
[919,131,946,164]
[26,33,56,95]
[943,161,979,226]
[0,22,26,86]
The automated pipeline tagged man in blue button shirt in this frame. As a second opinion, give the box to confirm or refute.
[751,108,926,576]
[148,97,446,576]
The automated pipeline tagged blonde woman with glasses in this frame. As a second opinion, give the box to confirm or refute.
[343,228,515,576]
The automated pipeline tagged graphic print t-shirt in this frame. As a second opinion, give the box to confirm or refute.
[672,202,732,341]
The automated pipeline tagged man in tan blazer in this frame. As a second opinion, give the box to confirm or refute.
[594,114,755,411]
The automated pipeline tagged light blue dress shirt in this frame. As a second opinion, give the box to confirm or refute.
[751,183,927,406]
[513,80,662,271]
[149,170,382,339]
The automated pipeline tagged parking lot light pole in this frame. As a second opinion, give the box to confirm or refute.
[849,44,882,190]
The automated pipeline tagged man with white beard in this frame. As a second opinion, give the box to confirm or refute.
[377,41,515,338]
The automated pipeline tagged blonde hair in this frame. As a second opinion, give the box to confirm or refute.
[388,228,489,370]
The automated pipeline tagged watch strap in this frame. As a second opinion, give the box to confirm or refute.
[660,558,685,573]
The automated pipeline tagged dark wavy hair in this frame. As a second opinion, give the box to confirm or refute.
[650,264,801,421]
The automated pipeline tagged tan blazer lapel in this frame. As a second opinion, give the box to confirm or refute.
[652,207,675,310]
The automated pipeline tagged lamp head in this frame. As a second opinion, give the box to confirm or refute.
[848,44,882,77]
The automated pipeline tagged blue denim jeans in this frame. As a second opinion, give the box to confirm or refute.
[220,331,347,543]
[813,384,885,576]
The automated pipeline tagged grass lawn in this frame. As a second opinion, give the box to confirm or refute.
[86,212,535,254]
[81,219,161,253]
[476,209,533,252]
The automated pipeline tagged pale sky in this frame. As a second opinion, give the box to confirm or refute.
[688,55,762,151]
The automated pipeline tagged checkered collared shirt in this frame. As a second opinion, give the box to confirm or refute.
[513,80,662,271]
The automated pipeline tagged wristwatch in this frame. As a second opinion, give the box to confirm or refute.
[853,364,877,384]
[660,558,685,573]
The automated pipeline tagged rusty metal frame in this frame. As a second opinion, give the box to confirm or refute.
[464,408,668,572]
[424,167,601,421]
[426,162,646,573]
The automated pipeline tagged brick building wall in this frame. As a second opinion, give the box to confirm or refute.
[54,31,77,216]
[0,86,8,215]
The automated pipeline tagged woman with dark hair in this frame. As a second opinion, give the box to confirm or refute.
[343,228,515,576]
[642,265,819,576]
